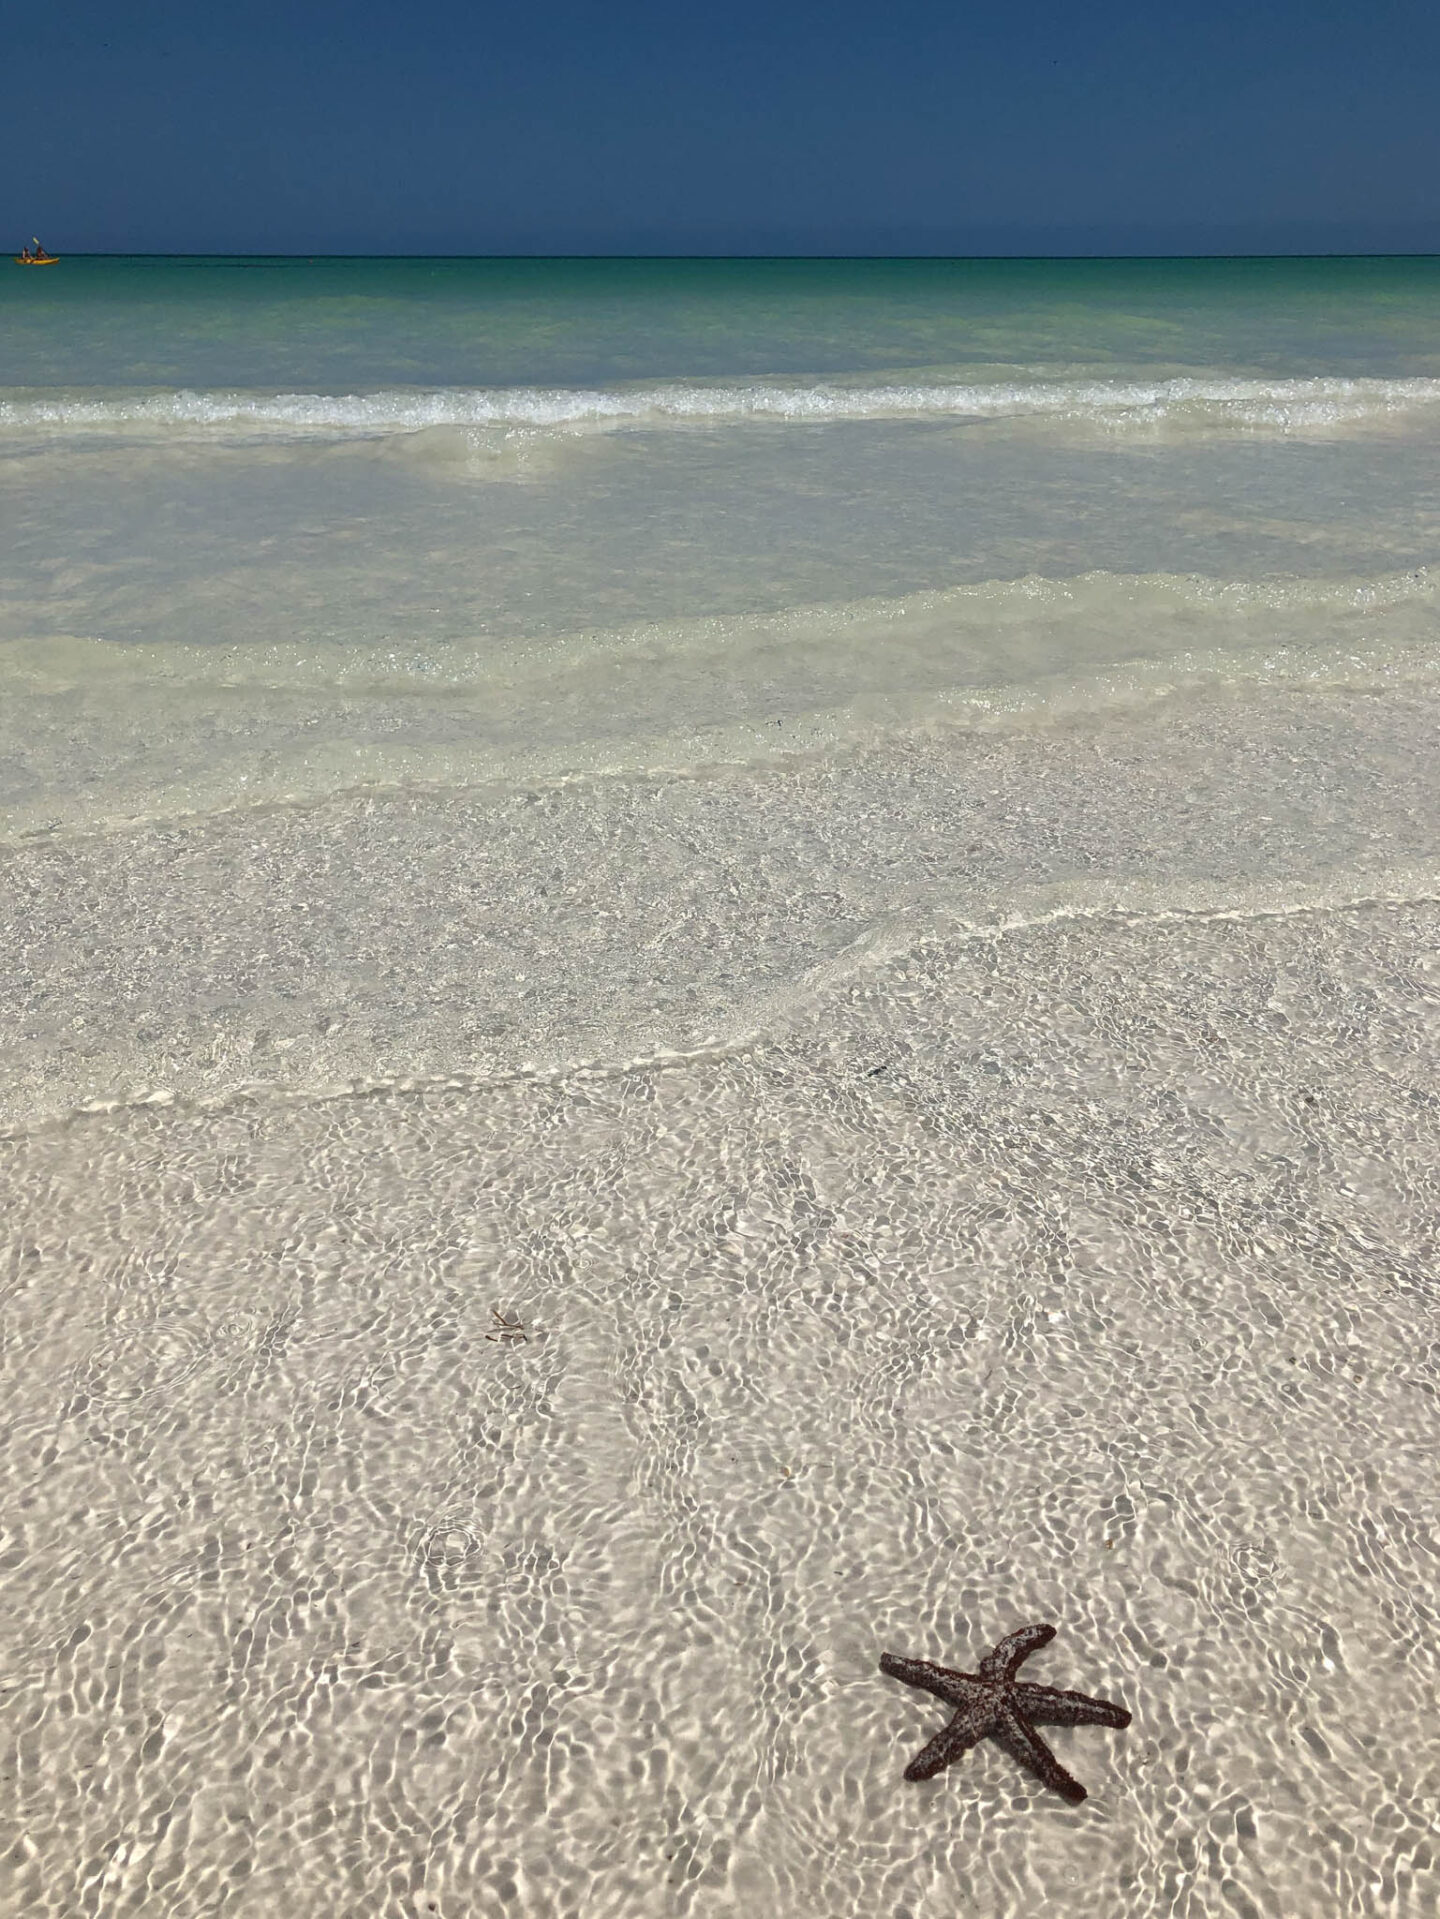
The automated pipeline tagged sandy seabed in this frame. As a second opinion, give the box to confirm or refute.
[2,896,1438,1918]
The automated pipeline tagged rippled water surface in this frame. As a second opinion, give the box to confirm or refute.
[4,902,1439,1915]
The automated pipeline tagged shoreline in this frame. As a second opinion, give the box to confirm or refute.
[4,670,1437,1137]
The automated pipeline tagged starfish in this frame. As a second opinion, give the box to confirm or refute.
[879,1622,1130,1804]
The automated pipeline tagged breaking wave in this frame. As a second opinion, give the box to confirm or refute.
[5,374,1440,443]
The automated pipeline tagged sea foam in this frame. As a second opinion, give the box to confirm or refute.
[4,373,1440,442]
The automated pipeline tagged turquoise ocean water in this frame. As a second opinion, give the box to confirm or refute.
[2,259,1439,1916]
[6,255,1440,387]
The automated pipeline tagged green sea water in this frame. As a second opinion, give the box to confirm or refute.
[5,253,1440,824]
[5,253,1440,387]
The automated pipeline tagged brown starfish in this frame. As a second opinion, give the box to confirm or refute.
[879,1623,1130,1803]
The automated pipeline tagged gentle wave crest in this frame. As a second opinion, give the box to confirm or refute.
[4,567,1436,846]
[5,374,1440,441]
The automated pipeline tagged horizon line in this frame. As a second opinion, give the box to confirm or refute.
[25,249,1440,263]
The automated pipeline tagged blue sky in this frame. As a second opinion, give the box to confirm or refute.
[5,0,1439,254]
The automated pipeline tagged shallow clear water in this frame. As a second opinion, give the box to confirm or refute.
[2,258,1439,1916]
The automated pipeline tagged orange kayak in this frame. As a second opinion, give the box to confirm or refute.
[14,253,59,265]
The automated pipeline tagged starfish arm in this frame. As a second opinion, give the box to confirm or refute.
[901,1705,995,1782]
[994,1703,1088,1804]
[977,1622,1057,1682]
[1013,1681,1132,1729]
[879,1653,978,1710]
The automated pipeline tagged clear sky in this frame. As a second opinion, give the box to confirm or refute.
[5,0,1439,256]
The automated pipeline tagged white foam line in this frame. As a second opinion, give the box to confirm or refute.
[5,374,1440,439]
[7,879,1437,1142]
